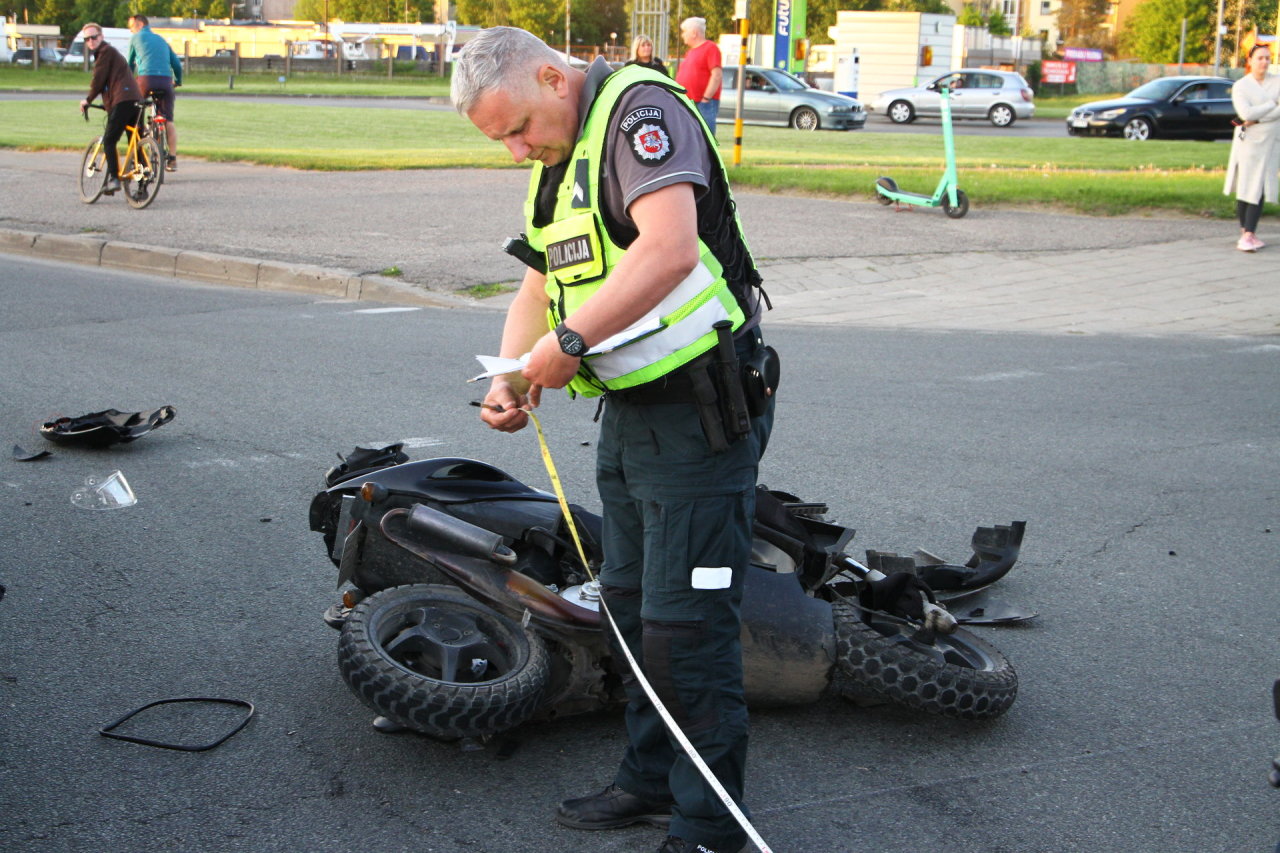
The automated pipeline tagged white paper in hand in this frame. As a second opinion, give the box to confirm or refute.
[469,353,530,383]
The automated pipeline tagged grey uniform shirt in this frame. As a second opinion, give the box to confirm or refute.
[568,59,762,327]
[603,84,713,225]
[574,58,713,233]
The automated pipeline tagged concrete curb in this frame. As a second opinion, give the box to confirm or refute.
[1,226,491,311]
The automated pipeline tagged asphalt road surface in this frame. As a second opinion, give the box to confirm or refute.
[1,256,1276,852]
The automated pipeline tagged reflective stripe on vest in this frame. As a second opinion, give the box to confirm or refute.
[524,64,745,398]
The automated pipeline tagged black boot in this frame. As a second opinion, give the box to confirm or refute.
[555,783,672,830]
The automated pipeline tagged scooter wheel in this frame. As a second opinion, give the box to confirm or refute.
[942,189,970,219]
[339,583,550,739]
[875,177,897,206]
[831,597,1017,719]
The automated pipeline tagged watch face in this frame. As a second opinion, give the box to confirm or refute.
[560,330,586,357]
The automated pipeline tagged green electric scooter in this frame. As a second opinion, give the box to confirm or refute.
[874,83,969,218]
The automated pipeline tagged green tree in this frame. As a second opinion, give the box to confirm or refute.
[452,0,563,44]
[72,0,120,26]
[1118,0,1211,62]
[33,0,79,36]
[987,8,1011,35]
[566,0,625,46]
[1058,0,1109,44]
[884,0,952,11]
[294,0,327,22]
[957,3,984,26]
[125,0,175,19]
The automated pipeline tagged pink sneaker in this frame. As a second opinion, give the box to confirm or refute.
[1250,235,1266,249]
[1237,236,1257,252]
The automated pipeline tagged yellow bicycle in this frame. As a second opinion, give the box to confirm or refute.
[78,99,163,209]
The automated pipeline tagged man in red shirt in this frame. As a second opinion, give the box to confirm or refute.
[675,17,722,130]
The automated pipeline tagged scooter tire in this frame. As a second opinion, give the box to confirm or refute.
[338,583,550,739]
[874,176,897,205]
[831,598,1017,719]
[942,189,969,219]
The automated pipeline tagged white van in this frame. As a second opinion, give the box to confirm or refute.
[0,17,13,62]
[289,39,370,61]
[63,27,131,66]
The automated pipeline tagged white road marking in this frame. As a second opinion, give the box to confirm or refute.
[962,370,1045,382]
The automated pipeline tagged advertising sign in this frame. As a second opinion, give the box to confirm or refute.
[773,0,792,71]
[772,0,807,74]
[1062,47,1103,62]
[1042,60,1076,84]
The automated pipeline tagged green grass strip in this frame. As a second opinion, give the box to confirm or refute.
[1,96,1233,216]
[0,64,452,96]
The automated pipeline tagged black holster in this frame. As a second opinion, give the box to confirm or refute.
[711,320,751,446]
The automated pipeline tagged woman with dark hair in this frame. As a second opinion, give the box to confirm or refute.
[1224,43,1280,252]
[626,34,667,76]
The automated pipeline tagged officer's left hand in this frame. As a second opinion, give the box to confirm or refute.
[522,330,581,391]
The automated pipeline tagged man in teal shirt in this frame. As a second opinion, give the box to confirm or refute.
[127,14,181,172]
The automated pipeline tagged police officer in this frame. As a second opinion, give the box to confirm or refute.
[453,27,775,853]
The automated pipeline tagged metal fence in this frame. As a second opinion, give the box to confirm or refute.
[1076,61,1244,94]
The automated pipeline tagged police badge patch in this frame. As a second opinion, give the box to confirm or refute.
[629,120,673,164]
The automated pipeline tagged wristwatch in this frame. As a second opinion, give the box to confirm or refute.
[554,322,586,357]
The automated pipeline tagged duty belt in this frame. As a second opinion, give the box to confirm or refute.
[605,322,758,453]
[604,355,706,406]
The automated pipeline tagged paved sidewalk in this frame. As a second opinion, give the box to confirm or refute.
[2,149,1277,337]
[763,236,1280,336]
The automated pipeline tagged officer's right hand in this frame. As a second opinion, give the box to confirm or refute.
[480,378,532,434]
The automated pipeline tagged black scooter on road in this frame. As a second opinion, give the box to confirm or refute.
[309,450,1030,741]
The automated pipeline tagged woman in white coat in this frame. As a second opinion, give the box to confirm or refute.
[1224,43,1280,252]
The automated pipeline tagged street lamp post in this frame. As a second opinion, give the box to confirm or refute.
[1212,0,1224,76]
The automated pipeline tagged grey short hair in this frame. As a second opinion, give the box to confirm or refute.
[451,27,569,115]
[681,17,707,36]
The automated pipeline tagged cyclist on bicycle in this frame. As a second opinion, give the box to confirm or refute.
[127,14,181,173]
[78,23,141,196]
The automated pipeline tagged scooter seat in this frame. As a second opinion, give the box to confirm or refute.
[330,457,557,505]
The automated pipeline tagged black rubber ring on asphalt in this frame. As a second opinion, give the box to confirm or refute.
[98,697,255,752]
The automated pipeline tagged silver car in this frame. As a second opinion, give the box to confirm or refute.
[719,65,867,131]
[873,69,1035,127]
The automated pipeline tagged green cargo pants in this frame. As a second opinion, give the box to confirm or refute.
[596,331,774,853]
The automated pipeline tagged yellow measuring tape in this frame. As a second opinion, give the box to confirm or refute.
[527,411,595,581]
[525,410,774,853]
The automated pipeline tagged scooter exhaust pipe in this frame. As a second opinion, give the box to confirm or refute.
[401,503,517,566]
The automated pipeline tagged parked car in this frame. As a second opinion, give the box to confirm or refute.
[873,69,1035,127]
[720,65,866,130]
[11,47,62,65]
[1066,76,1236,141]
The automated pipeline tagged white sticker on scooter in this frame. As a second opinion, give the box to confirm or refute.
[691,567,732,590]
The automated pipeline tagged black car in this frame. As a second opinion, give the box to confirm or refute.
[1066,76,1236,141]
